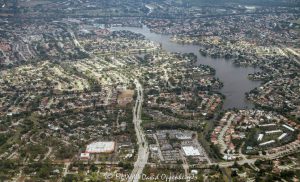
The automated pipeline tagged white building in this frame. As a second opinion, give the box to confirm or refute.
[259,123,276,127]
[86,141,115,153]
[182,146,200,156]
[257,134,264,141]
[259,140,275,146]
[176,134,192,140]
[283,124,295,132]
[80,153,90,160]
[278,133,287,140]
[265,130,282,134]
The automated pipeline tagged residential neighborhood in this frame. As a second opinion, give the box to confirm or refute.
[0,0,299,181]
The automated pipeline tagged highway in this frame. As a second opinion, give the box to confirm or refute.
[128,79,149,182]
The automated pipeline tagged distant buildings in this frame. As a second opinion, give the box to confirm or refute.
[212,109,299,160]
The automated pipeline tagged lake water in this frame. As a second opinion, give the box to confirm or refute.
[111,26,261,110]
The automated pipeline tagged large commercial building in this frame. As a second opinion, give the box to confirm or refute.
[86,141,115,153]
[182,146,201,156]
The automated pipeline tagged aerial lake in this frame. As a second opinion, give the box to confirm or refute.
[111,25,261,110]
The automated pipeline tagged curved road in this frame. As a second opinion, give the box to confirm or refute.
[129,79,149,182]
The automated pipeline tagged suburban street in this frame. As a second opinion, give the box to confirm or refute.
[218,114,236,155]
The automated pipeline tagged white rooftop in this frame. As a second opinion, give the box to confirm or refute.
[283,124,295,132]
[182,146,200,156]
[259,140,275,146]
[80,153,90,159]
[257,134,264,141]
[278,133,287,140]
[176,134,192,140]
[265,130,282,134]
[86,141,115,153]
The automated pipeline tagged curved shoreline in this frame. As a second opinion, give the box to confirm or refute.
[111,25,261,110]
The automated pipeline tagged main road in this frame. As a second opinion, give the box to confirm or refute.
[128,79,149,182]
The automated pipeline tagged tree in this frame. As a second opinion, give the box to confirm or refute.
[254,159,262,167]
[90,164,98,172]
[231,170,238,177]
[38,163,51,178]
[232,160,239,168]
[280,170,295,178]
[63,174,79,182]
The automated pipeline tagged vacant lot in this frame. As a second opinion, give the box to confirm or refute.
[118,90,134,106]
